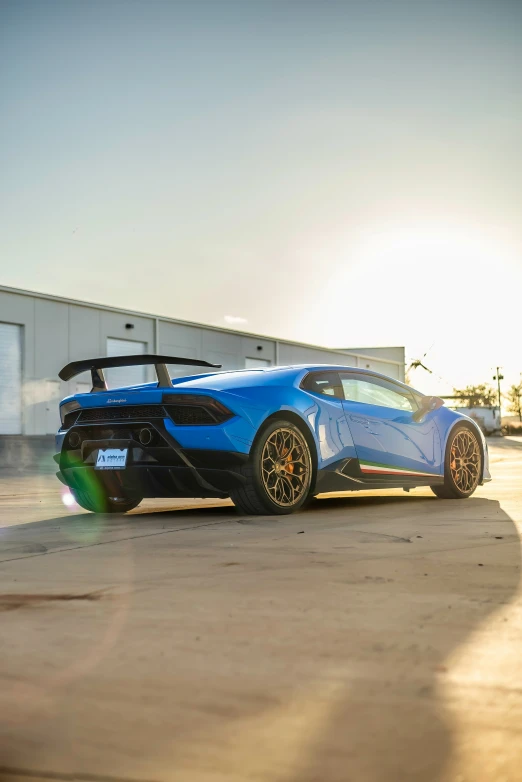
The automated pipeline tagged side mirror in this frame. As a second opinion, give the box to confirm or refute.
[412,395,444,422]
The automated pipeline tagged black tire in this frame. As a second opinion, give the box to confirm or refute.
[72,488,142,514]
[230,419,313,515]
[430,424,482,499]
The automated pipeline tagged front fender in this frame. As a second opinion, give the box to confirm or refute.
[438,409,491,484]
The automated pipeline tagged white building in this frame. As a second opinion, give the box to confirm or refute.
[0,285,405,436]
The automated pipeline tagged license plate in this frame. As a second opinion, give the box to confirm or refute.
[95,448,128,470]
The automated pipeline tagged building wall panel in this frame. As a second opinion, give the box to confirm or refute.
[278,343,360,369]
[159,322,202,356]
[159,322,203,377]
[34,299,69,378]
[200,329,240,370]
[0,289,36,382]
[32,299,69,433]
[69,305,101,362]
[100,311,154,354]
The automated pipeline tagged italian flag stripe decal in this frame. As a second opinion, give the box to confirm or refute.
[360,460,436,478]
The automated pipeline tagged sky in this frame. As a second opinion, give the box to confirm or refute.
[1,0,521,397]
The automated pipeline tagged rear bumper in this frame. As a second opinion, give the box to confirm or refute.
[56,417,250,499]
[58,461,247,499]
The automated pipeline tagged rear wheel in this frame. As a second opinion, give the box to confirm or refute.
[430,425,482,499]
[231,420,313,515]
[72,489,142,514]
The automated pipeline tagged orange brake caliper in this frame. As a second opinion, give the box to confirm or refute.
[450,447,457,471]
[281,447,294,474]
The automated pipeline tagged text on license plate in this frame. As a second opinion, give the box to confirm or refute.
[95,448,128,470]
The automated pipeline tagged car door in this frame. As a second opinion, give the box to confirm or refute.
[339,372,442,479]
[300,371,357,465]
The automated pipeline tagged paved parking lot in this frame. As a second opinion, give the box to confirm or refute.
[1,438,521,782]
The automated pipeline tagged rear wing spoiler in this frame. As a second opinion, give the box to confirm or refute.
[58,354,221,392]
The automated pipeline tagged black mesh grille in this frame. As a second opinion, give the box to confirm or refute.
[165,405,216,425]
[78,405,166,423]
[76,404,222,426]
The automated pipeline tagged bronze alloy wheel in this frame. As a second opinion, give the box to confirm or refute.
[449,428,481,494]
[261,426,311,507]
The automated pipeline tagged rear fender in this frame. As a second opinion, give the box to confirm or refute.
[220,386,357,469]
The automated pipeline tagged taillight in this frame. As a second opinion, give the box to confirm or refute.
[162,394,234,425]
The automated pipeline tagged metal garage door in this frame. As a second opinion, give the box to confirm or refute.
[245,357,271,369]
[106,338,147,389]
[0,323,22,434]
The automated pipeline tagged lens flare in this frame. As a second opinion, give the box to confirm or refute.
[61,489,77,508]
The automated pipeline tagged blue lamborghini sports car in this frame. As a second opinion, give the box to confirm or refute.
[56,355,491,515]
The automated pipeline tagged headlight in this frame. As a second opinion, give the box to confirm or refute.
[60,400,81,427]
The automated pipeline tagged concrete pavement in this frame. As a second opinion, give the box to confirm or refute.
[0,438,521,782]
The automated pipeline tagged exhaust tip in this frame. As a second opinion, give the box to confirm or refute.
[139,427,153,446]
[68,431,81,449]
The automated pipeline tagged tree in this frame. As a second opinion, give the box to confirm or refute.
[453,384,498,408]
[506,383,522,422]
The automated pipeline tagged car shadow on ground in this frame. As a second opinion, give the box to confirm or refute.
[130,491,473,516]
[0,491,506,557]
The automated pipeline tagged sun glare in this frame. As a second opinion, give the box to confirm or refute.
[313,220,521,392]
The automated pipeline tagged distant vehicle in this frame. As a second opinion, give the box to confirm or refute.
[55,356,491,514]
[448,406,502,437]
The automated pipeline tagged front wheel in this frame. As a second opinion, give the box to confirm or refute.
[431,425,482,499]
[230,420,313,515]
[72,489,142,514]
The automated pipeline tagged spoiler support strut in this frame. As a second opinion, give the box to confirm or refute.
[58,355,222,392]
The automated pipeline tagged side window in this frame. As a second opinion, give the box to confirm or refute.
[340,374,416,412]
[301,371,343,399]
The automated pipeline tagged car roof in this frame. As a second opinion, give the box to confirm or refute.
[165,364,422,396]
